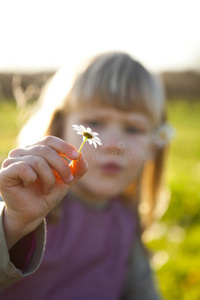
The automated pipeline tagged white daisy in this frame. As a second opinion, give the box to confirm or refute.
[72,124,102,151]
[154,124,175,148]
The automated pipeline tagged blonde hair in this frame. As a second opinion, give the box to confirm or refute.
[66,53,165,125]
[19,52,168,229]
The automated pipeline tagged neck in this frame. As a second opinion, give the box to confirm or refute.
[70,185,110,208]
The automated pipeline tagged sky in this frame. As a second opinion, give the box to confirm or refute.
[0,0,200,73]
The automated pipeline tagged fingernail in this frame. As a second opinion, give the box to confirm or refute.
[66,174,74,184]
[71,150,79,160]
[77,152,83,161]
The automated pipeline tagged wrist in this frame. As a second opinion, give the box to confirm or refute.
[3,207,43,250]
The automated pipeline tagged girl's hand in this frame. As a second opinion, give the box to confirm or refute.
[0,136,88,249]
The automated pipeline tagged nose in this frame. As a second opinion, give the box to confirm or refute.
[101,126,125,152]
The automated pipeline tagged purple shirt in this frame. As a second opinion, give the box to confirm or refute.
[1,194,135,300]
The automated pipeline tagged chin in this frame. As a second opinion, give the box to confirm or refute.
[92,187,121,200]
[76,176,124,200]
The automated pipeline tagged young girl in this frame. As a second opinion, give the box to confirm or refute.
[0,52,170,299]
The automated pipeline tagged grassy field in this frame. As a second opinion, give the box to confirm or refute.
[0,99,200,299]
[0,100,20,160]
[147,100,200,299]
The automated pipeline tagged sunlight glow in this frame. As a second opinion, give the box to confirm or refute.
[0,0,199,72]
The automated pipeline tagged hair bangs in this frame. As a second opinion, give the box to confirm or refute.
[67,53,165,125]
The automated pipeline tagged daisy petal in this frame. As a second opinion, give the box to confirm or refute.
[87,127,92,133]
[94,136,101,143]
[72,125,81,130]
[92,141,97,148]
[80,125,87,132]
[91,132,99,136]
[94,138,102,145]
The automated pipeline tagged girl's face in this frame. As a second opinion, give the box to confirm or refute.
[64,106,154,204]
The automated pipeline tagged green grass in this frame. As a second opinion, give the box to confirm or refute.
[165,101,200,225]
[0,99,20,163]
[0,98,200,299]
[146,100,200,299]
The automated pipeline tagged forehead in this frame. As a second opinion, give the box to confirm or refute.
[70,106,152,127]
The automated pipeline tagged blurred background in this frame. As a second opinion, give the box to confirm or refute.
[0,0,200,298]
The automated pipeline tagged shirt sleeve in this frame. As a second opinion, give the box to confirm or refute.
[0,200,46,292]
[121,236,162,300]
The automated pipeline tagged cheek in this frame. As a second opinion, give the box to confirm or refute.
[81,147,100,167]
[128,136,153,158]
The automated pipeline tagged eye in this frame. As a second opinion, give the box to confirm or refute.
[83,120,102,128]
[125,127,144,134]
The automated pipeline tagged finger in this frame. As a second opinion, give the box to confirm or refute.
[2,157,58,193]
[0,161,37,188]
[8,145,74,184]
[70,153,88,181]
[29,136,79,160]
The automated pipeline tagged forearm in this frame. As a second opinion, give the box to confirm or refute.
[3,204,44,250]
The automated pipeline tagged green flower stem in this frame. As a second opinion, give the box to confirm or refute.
[78,137,88,153]
[69,137,88,166]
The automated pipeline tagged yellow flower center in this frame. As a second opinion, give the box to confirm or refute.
[83,132,93,139]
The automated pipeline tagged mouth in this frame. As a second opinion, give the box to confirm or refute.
[100,162,123,175]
